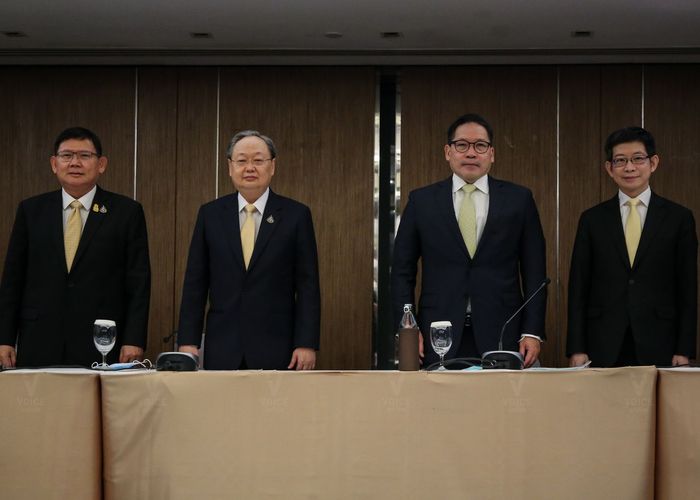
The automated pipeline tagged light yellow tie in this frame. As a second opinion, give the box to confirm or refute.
[64,200,83,271]
[241,204,256,269]
[458,183,477,257]
[625,198,641,265]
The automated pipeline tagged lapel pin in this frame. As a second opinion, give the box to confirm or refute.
[266,215,274,224]
[100,205,107,214]
[92,203,99,213]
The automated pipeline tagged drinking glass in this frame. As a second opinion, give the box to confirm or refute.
[430,321,452,370]
[93,319,117,368]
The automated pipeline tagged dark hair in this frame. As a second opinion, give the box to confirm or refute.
[446,113,494,144]
[53,127,103,156]
[604,127,656,161]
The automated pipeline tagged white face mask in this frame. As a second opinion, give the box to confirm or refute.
[91,359,152,371]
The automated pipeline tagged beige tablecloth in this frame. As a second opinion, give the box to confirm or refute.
[100,367,656,500]
[656,368,700,500]
[0,370,102,500]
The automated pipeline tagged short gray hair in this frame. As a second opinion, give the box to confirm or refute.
[225,130,277,159]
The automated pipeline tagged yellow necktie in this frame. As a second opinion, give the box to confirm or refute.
[458,183,477,257]
[64,200,83,271]
[241,204,256,269]
[625,198,641,265]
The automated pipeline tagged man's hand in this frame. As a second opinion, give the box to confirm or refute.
[569,353,590,367]
[672,355,690,367]
[119,345,144,363]
[288,348,316,370]
[0,345,16,368]
[178,345,200,356]
[519,337,541,368]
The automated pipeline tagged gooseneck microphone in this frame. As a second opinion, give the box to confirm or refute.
[482,278,550,369]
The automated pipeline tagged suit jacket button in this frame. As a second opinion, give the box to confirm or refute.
[628,279,635,285]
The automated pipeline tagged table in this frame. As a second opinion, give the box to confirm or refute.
[656,368,700,500]
[100,368,656,500]
[0,370,102,500]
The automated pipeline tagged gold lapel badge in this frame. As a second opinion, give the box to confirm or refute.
[92,203,100,213]
[266,215,275,224]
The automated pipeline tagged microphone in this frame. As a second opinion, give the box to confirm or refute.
[482,278,550,369]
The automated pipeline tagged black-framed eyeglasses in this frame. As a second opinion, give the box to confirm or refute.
[55,150,99,162]
[449,140,492,154]
[610,155,650,169]
[231,158,272,168]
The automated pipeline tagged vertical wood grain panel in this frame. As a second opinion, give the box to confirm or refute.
[136,68,179,360]
[559,66,602,364]
[645,64,700,360]
[218,67,375,369]
[401,67,559,365]
[173,68,219,349]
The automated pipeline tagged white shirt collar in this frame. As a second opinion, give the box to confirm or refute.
[238,188,270,214]
[618,186,651,207]
[62,186,97,211]
[452,173,490,195]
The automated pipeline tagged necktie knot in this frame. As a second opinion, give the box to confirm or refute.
[462,183,476,194]
[627,198,640,208]
[70,200,83,210]
[244,204,256,215]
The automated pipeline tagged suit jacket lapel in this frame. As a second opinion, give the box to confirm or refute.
[71,186,108,272]
[634,193,666,268]
[437,177,470,259]
[221,194,245,269]
[477,176,505,259]
[248,190,283,271]
[49,191,66,270]
[602,195,631,269]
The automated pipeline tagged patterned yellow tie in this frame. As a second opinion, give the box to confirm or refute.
[241,204,256,269]
[458,183,477,257]
[625,198,641,265]
[64,200,83,271]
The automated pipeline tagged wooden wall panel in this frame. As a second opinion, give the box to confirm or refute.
[218,67,376,369]
[645,64,700,360]
[173,68,219,350]
[401,67,559,365]
[559,66,603,365]
[136,68,179,361]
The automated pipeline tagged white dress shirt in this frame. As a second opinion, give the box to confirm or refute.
[62,186,97,231]
[238,188,270,241]
[452,173,489,245]
[618,186,651,229]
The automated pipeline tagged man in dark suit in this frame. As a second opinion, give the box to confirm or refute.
[392,114,547,368]
[567,127,697,367]
[177,130,320,370]
[0,127,151,368]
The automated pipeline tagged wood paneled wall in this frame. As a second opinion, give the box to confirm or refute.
[1,64,698,368]
[401,64,700,366]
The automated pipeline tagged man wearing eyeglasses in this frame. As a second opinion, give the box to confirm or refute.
[567,126,697,367]
[0,127,150,368]
[392,114,547,368]
[177,130,320,370]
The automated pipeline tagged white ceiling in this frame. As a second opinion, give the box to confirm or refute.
[1,0,699,64]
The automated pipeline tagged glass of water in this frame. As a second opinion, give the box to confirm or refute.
[93,319,117,368]
[430,321,453,370]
